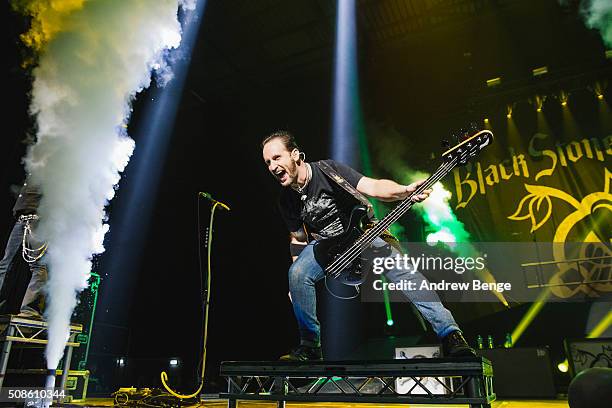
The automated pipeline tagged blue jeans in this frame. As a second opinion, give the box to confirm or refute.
[289,237,460,347]
[0,219,48,314]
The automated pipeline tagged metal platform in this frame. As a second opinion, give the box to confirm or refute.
[0,314,83,392]
[219,357,495,408]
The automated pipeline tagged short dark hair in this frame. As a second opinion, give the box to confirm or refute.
[261,130,299,151]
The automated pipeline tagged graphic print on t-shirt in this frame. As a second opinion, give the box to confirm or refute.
[278,160,366,238]
[301,191,345,238]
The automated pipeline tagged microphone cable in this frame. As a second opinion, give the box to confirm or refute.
[160,194,221,399]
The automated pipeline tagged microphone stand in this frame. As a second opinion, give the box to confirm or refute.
[160,193,228,400]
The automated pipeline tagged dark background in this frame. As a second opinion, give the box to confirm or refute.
[3,0,610,394]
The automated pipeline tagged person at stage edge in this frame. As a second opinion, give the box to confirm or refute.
[0,179,47,319]
[262,130,476,361]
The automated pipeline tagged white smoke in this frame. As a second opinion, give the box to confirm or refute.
[581,0,612,47]
[23,0,192,370]
[559,0,612,47]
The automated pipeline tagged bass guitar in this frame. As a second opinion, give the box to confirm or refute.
[313,129,493,286]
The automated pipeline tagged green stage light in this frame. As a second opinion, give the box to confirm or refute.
[387,319,394,326]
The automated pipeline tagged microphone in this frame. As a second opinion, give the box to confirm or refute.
[198,192,231,211]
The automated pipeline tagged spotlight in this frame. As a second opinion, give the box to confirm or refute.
[169,358,180,367]
[532,66,548,77]
[592,82,605,101]
[386,319,394,326]
[506,105,513,119]
[486,77,502,88]
[535,95,546,112]
[117,357,125,367]
[558,359,569,373]
[560,91,569,107]
[484,117,489,123]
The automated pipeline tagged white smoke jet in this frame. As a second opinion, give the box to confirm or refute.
[581,0,612,47]
[22,0,193,372]
[559,0,612,47]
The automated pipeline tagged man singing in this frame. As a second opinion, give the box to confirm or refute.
[262,130,475,361]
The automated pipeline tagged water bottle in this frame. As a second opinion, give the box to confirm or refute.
[504,333,513,348]
[476,335,483,349]
[487,334,494,349]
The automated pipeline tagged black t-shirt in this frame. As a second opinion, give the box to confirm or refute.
[278,160,365,238]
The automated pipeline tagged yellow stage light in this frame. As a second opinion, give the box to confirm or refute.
[532,66,548,77]
[598,94,604,100]
[559,91,569,107]
[535,95,546,112]
[486,77,502,87]
[557,360,569,373]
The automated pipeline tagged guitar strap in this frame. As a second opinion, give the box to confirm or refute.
[316,160,374,218]
[315,161,401,251]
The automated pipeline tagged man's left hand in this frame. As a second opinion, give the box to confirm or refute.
[405,179,432,202]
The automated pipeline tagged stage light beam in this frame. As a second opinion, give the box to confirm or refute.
[327,0,367,359]
[97,0,207,327]
[588,309,612,338]
[12,0,201,380]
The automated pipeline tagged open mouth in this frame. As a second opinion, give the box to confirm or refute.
[274,169,287,183]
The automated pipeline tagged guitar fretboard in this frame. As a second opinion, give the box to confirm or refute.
[326,158,457,278]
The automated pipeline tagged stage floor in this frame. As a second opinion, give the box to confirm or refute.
[68,398,570,407]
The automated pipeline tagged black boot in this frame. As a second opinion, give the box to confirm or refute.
[443,331,476,357]
[279,345,323,361]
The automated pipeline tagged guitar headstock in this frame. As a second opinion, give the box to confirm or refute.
[441,129,493,166]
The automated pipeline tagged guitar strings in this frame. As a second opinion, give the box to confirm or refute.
[330,133,490,277]
[327,158,455,278]
[327,156,459,278]
[328,161,454,275]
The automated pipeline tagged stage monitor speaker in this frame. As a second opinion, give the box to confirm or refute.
[564,337,612,378]
[478,347,557,398]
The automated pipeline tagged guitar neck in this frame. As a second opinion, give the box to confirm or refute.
[357,161,454,248]
[326,129,492,278]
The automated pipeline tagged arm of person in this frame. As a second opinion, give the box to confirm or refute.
[356,177,432,202]
[289,229,308,262]
[287,229,308,302]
